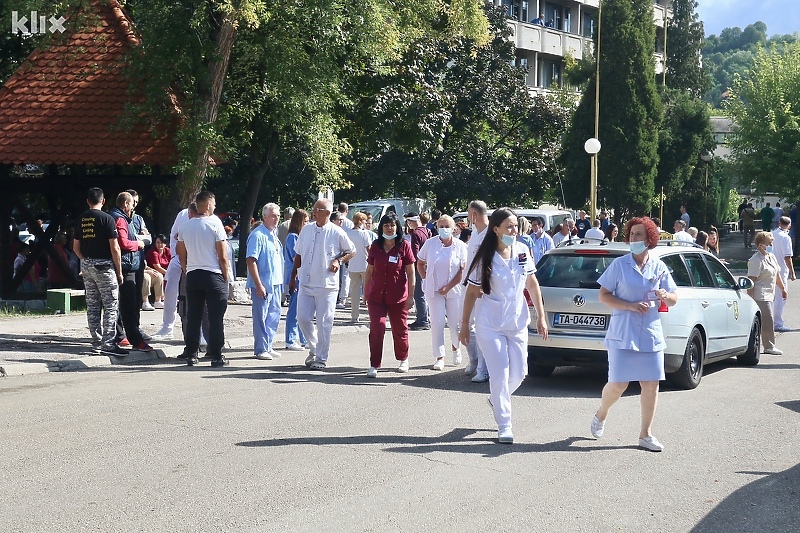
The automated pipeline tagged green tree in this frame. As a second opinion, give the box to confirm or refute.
[665,0,709,97]
[559,0,663,221]
[726,42,800,200]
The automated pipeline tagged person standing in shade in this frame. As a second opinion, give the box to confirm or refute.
[406,212,431,330]
[363,213,416,377]
[417,215,467,371]
[760,203,774,232]
[283,209,309,351]
[289,198,355,370]
[465,200,491,383]
[772,203,783,230]
[346,211,376,324]
[590,217,678,452]
[246,203,284,360]
[575,211,591,238]
[742,203,757,248]
[747,231,787,354]
[177,191,231,367]
[459,208,548,444]
[680,205,690,228]
[73,188,125,355]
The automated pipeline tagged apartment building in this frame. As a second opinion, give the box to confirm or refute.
[489,0,673,93]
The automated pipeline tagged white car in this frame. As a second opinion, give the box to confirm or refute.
[527,240,761,389]
[453,208,573,233]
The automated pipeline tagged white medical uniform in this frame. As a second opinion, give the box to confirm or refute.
[597,253,677,382]
[418,236,468,360]
[159,208,189,332]
[467,241,536,430]
[771,227,792,329]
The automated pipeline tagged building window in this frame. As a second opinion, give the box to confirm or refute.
[582,13,595,38]
[540,60,561,88]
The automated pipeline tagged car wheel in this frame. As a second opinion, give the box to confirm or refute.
[737,316,761,366]
[527,351,556,377]
[668,327,704,390]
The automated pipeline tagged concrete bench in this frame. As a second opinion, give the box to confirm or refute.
[47,289,86,313]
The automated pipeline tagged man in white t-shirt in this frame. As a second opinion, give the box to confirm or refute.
[772,216,795,331]
[673,220,694,243]
[585,219,606,240]
[177,191,230,367]
[463,200,490,382]
[289,198,356,369]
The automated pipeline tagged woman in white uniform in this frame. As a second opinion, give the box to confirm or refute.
[592,216,678,452]
[417,215,468,370]
[459,208,548,444]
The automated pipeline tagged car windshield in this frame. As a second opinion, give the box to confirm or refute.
[536,252,622,288]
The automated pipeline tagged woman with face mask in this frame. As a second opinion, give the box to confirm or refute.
[459,208,548,444]
[592,216,678,452]
[363,213,416,377]
[417,215,468,370]
[747,231,787,356]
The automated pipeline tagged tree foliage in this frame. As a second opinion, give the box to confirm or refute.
[726,42,800,200]
[665,0,709,97]
[559,0,662,221]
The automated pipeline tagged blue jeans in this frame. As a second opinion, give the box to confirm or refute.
[285,288,306,346]
[413,270,429,325]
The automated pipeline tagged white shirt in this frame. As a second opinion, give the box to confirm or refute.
[466,225,487,278]
[169,209,190,257]
[295,222,355,289]
[178,215,227,274]
[773,207,784,223]
[346,226,376,273]
[340,217,354,230]
[772,228,793,275]
[674,230,694,243]
[585,227,605,240]
[553,232,574,246]
[417,236,467,298]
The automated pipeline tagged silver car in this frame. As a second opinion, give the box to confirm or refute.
[528,240,761,389]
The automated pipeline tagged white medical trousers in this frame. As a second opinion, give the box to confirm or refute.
[475,324,528,430]
[428,290,461,359]
[160,256,182,331]
[774,270,789,329]
[297,285,338,363]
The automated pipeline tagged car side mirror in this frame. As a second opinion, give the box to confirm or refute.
[738,277,754,290]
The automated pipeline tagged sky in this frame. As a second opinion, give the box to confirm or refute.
[696,0,800,37]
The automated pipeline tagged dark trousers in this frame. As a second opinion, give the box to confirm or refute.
[185,270,227,358]
[412,270,429,325]
[368,300,409,368]
[118,271,144,345]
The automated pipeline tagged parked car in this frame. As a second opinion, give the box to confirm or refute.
[527,240,760,389]
[348,198,432,225]
[453,208,573,232]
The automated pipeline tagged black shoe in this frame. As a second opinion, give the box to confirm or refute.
[101,344,128,356]
[186,354,199,366]
[211,356,229,368]
[409,322,430,331]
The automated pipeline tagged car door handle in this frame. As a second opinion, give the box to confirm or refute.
[726,301,734,307]
[701,301,710,308]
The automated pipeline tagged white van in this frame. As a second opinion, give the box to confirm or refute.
[452,208,573,232]
[348,198,433,224]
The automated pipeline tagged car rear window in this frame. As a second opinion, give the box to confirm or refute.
[535,253,621,288]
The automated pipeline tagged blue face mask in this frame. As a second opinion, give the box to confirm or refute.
[765,245,774,254]
[630,241,648,255]
[500,234,516,247]
[438,227,453,241]
[383,233,395,240]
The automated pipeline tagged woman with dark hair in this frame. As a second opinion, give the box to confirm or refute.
[459,208,548,444]
[283,209,309,350]
[604,223,619,242]
[363,213,416,377]
[591,216,678,452]
[706,226,720,256]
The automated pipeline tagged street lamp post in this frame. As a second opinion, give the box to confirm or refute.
[585,138,602,220]
[701,152,713,227]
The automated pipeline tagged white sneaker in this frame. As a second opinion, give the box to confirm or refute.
[152,327,173,340]
[471,371,489,383]
[153,300,164,309]
[452,348,462,366]
[638,435,664,452]
[255,352,273,360]
[397,360,409,373]
[367,367,378,378]
[268,349,281,359]
[432,358,445,371]
[285,343,304,351]
[141,301,155,311]
[774,326,791,333]
[590,414,605,439]
[764,348,783,355]
[498,427,514,444]
[305,353,316,367]
[464,361,477,375]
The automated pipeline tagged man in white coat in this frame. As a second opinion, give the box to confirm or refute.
[772,216,795,332]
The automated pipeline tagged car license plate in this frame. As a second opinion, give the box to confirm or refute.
[553,313,607,329]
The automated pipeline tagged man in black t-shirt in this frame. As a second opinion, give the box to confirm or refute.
[73,187,126,355]
[575,210,591,238]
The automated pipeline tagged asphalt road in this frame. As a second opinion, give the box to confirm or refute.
[2,298,799,532]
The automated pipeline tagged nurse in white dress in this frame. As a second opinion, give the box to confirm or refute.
[592,216,678,452]
[459,208,548,444]
[417,215,468,370]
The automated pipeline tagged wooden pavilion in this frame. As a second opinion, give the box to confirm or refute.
[0,0,180,298]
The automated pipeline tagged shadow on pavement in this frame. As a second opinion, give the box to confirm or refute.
[235,428,641,458]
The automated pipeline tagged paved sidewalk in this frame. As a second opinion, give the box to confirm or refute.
[0,300,370,376]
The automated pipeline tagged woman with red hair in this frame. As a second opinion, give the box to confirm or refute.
[590,216,678,452]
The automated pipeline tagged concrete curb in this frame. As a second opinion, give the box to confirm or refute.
[0,324,370,377]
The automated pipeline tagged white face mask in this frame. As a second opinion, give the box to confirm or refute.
[438,227,453,241]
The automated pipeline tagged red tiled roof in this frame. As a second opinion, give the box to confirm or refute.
[0,1,179,166]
